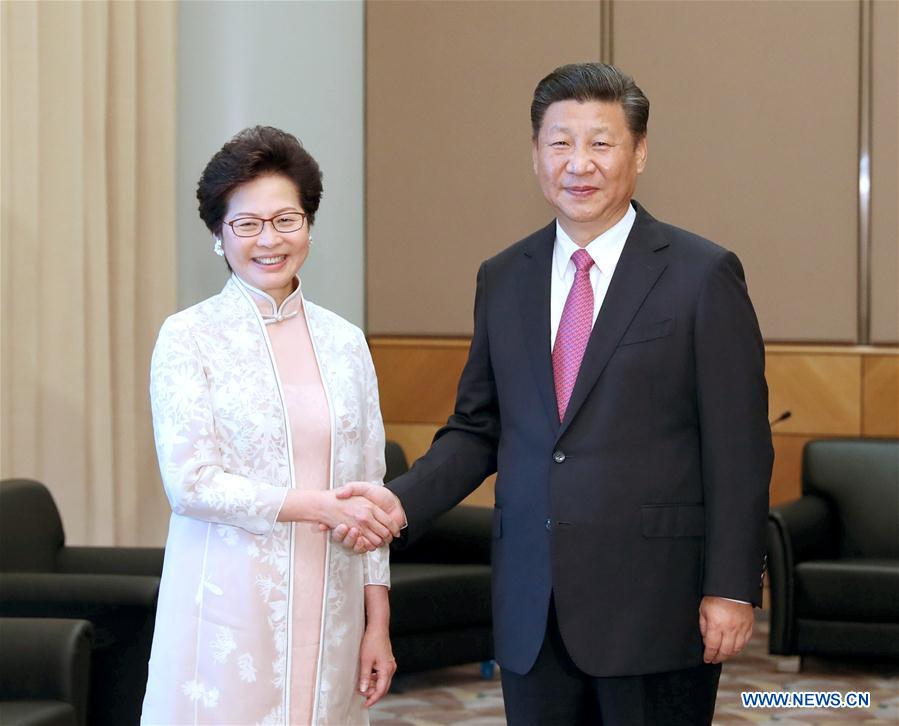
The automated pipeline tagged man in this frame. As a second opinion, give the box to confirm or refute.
[338,63,772,724]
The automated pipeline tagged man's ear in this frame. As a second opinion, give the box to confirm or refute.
[635,135,648,175]
[532,142,539,176]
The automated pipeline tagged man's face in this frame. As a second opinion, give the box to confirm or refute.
[532,99,647,245]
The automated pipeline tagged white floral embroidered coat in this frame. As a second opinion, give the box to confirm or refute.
[142,276,388,725]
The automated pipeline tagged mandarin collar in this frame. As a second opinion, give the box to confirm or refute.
[232,273,303,325]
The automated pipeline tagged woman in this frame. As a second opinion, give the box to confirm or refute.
[142,126,397,725]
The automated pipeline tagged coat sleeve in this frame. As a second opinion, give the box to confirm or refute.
[149,316,288,536]
[694,250,774,606]
[357,331,390,587]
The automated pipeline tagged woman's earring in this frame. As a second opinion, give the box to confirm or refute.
[213,236,224,256]
[308,234,314,246]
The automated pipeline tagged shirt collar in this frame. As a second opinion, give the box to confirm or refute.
[231,273,304,325]
[553,202,637,279]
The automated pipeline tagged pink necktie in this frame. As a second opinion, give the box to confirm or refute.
[553,249,595,421]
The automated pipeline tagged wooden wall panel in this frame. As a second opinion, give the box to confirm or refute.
[372,339,899,514]
[375,339,495,507]
[862,355,899,436]
[370,338,468,423]
[613,0,860,343]
[384,423,440,469]
[765,352,861,435]
[462,477,496,509]
[770,434,814,506]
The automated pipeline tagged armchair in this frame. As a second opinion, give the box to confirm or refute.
[0,617,93,726]
[384,441,495,675]
[767,438,899,660]
[0,479,163,726]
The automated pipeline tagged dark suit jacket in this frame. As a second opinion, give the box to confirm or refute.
[388,201,773,677]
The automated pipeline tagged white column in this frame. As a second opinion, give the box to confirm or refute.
[177,0,365,327]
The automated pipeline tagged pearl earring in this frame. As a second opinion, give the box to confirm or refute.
[308,234,314,245]
[213,237,224,256]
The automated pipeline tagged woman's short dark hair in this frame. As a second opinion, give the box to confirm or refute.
[530,63,649,142]
[197,125,324,235]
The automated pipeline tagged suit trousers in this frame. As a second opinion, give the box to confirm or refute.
[500,596,721,726]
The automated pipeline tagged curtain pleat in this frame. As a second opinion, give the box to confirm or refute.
[1,0,176,546]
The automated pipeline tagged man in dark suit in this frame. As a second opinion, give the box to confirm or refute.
[337,63,773,725]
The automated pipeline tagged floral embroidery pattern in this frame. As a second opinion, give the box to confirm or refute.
[182,680,220,708]
[238,653,257,683]
[211,626,237,663]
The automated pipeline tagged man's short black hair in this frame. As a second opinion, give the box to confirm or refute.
[531,63,649,142]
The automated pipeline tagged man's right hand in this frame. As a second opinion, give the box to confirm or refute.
[315,488,400,550]
[323,483,406,553]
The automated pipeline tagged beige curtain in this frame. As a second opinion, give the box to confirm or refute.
[1,0,177,545]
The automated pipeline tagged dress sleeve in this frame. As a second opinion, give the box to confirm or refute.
[149,316,288,536]
[357,331,390,588]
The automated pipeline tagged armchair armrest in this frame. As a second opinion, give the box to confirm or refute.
[0,617,93,723]
[770,495,837,564]
[391,506,492,565]
[0,573,160,616]
[767,495,836,654]
[57,546,164,577]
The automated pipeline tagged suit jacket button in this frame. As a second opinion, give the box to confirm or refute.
[552,450,566,463]
[545,519,552,530]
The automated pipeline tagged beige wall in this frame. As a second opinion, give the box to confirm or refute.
[366,0,602,335]
[366,0,897,344]
[614,0,858,342]
[870,0,899,344]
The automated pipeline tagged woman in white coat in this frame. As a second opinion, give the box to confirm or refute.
[142,126,400,725]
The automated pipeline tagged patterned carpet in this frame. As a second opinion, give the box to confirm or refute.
[371,616,899,725]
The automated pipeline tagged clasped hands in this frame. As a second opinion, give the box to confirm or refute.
[317,482,406,553]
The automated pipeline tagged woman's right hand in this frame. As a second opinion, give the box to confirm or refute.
[314,490,398,546]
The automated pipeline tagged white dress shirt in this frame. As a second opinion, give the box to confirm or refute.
[550,203,636,351]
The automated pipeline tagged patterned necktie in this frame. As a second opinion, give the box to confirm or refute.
[552,249,595,421]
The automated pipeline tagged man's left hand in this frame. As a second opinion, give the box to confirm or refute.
[699,596,754,664]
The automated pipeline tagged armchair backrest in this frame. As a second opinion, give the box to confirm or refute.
[802,438,899,559]
[0,479,65,572]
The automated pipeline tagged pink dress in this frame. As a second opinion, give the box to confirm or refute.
[254,286,329,724]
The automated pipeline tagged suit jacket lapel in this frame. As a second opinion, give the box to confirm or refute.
[556,203,670,441]
[516,222,560,431]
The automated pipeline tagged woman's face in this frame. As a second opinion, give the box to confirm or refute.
[221,173,310,305]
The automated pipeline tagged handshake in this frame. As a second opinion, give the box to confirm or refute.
[316,482,407,553]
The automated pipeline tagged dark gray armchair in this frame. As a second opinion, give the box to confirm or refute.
[0,480,163,726]
[767,438,899,660]
[0,617,93,726]
[0,440,493,721]
[384,441,494,675]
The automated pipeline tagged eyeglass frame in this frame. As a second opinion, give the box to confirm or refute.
[223,211,308,238]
